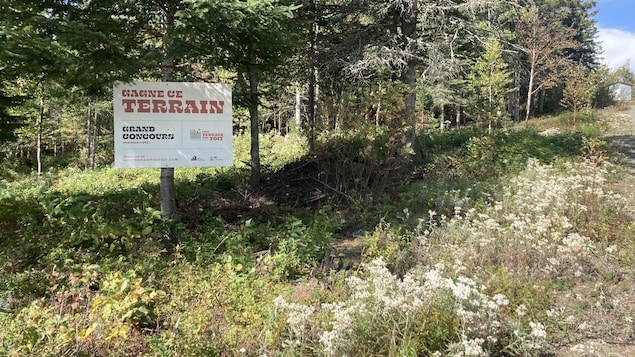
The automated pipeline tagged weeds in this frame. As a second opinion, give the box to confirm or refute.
[0,110,634,355]
[270,258,548,356]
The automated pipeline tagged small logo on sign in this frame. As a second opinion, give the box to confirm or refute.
[190,129,202,140]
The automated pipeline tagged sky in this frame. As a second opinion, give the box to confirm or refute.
[594,0,635,74]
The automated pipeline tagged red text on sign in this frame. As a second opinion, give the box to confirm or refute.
[121,99,225,114]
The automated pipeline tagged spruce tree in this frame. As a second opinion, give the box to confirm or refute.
[469,40,512,133]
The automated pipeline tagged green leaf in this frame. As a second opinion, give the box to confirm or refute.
[142,226,153,236]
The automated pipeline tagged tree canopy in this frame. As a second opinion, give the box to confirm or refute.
[0,0,627,177]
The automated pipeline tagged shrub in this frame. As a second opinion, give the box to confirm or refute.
[0,267,164,356]
[262,206,340,281]
[362,221,413,275]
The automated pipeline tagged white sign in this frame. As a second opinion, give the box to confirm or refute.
[113,82,233,168]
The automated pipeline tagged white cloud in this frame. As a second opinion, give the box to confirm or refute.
[597,27,635,73]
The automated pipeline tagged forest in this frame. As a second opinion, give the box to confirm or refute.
[2,0,631,178]
[2,0,635,356]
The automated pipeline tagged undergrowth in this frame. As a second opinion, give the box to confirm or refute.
[1,110,634,356]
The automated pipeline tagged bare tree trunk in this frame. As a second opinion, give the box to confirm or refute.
[248,63,261,186]
[375,83,382,126]
[85,99,92,170]
[306,0,319,151]
[37,92,43,175]
[308,72,318,149]
[334,90,343,131]
[279,112,283,135]
[525,60,536,125]
[512,70,520,122]
[573,102,577,131]
[160,5,177,219]
[295,88,301,133]
[489,80,494,133]
[307,69,317,150]
[398,1,418,161]
[538,89,545,114]
[91,106,97,169]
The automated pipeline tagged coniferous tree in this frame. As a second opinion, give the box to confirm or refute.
[469,39,513,133]
[0,0,75,172]
[0,91,25,142]
[0,0,608,176]
[184,0,302,186]
[561,0,600,70]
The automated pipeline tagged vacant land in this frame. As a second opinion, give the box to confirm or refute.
[1,107,635,356]
[550,105,635,356]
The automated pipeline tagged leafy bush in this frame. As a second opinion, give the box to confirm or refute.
[261,206,340,281]
[362,221,413,275]
[448,135,498,179]
[150,261,291,356]
[0,267,164,356]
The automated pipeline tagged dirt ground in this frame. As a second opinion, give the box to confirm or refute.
[550,104,635,357]
[607,104,635,170]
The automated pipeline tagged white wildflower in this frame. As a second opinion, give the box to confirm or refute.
[538,127,561,137]
[545,307,562,318]
[450,280,474,300]
[492,294,509,307]
[454,206,462,217]
[529,322,547,339]
[461,336,486,356]
[273,296,315,337]
[561,232,594,254]
[605,244,618,255]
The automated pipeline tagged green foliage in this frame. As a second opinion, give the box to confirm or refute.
[0,105,630,356]
[613,61,635,85]
[591,66,617,108]
[0,266,164,356]
[228,132,308,175]
[420,128,587,183]
[362,221,413,275]
[449,135,498,179]
[92,270,165,338]
[151,262,291,356]
[561,63,594,128]
[468,39,513,131]
[0,90,26,142]
[259,206,340,281]
[175,205,339,281]
[313,125,412,203]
